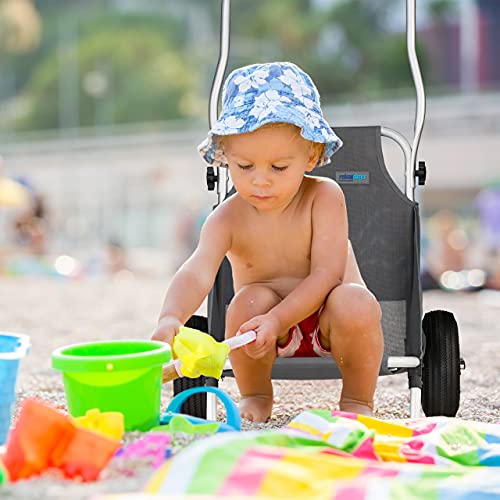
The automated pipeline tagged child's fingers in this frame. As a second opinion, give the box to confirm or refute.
[151,330,166,342]
[243,344,257,359]
[239,316,261,333]
[151,328,176,346]
[245,346,265,360]
[253,331,267,350]
[244,336,271,359]
[244,340,265,358]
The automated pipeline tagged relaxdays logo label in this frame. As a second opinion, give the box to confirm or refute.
[336,171,370,185]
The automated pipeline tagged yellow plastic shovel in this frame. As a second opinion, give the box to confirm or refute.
[162,326,256,383]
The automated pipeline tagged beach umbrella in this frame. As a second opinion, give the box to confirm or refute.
[0,176,31,207]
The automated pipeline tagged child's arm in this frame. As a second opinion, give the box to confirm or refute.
[152,209,231,345]
[240,182,348,355]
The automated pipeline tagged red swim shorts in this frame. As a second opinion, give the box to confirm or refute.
[276,308,331,358]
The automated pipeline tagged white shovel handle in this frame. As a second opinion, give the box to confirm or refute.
[224,330,257,350]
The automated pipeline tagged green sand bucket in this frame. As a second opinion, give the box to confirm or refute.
[52,340,171,431]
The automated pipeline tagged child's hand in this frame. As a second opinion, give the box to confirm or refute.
[151,315,182,346]
[238,313,282,359]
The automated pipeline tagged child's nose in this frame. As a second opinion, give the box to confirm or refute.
[252,173,271,187]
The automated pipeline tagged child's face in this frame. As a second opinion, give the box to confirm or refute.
[224,125,319,211]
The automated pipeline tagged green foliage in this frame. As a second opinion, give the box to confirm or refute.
[225,0,428,101]
[233,0,322,52]
[17,14,197,130]
[375,34,429,93]
[428,0,457,23]
[316,0,415,97]
[6,0,434,131]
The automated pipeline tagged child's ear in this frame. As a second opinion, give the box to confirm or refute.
[306,144,322,172]
[306,158,317,172]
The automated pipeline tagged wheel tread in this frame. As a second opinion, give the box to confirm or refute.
[422,310,460,416]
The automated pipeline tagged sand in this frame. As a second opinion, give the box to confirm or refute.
[0,276,499,499]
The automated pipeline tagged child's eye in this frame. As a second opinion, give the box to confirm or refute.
[237,163,253,170]
[272,165,288,172]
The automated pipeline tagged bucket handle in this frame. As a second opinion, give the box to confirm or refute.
[165,386,241,431]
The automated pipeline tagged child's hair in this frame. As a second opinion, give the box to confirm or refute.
[217,122,325,166]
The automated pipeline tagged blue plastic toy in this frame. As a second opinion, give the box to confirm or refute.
[0,333,30,444]
[161,387,241,433]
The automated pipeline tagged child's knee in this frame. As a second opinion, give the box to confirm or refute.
[322,284,382,334]
[226,284,281,332]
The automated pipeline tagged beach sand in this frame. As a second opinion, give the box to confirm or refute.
[1,277,499,498]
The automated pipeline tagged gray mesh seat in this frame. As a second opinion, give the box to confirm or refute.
[207,126,422,382]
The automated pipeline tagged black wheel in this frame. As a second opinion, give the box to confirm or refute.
[173,375,207,418]
[172,315,208,418]
[421,310,461,417]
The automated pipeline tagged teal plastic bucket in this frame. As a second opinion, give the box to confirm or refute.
[52,340,171,431]
[0,332,30,444]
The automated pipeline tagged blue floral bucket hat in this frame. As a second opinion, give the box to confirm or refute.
[197,62,342,168]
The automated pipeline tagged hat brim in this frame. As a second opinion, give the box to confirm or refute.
[197,105,342,169]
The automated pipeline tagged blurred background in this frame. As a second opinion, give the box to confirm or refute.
[0,0,499,292]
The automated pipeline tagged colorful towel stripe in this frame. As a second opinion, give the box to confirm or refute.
[147,410,500,498]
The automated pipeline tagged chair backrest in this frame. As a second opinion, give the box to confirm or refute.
[315,126,422,361]
[208,126,422,375]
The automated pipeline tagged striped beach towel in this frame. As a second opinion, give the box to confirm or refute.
[146,410,500,498]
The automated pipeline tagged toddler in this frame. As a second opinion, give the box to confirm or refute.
[152,62,383,422]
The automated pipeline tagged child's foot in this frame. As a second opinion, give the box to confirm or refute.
[339,397,374,417]
[239,395,273,423]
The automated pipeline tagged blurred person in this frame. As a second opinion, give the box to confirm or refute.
[484,251,500,290]
[425,209,468,281]
[174,200,209,269]
[477,183,500,290]
[106,238,129,274]
[13,192,48,256]
[420,227,440,291]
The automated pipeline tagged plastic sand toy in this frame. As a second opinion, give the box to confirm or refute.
[52,339,171,431]
[0,333,30,445]
[73,408,125,440]
[115,433,172,471]
[3,398,120,482]
[0,458,8,485]
[160,386,241,433]
[155,415,220,435]
[162,327,256,383]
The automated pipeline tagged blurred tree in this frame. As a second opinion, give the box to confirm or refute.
[4,0,433,131]
[427,0,457,24]
[226,0,428,100]
[319,0,429,97]
[16,14,198,130]
[0,0,41,109]
[1,3,125,99]
[375,33,429,93]
[228,1,326,71]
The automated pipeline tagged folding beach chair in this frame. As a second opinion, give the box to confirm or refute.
[173,0,463,420]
